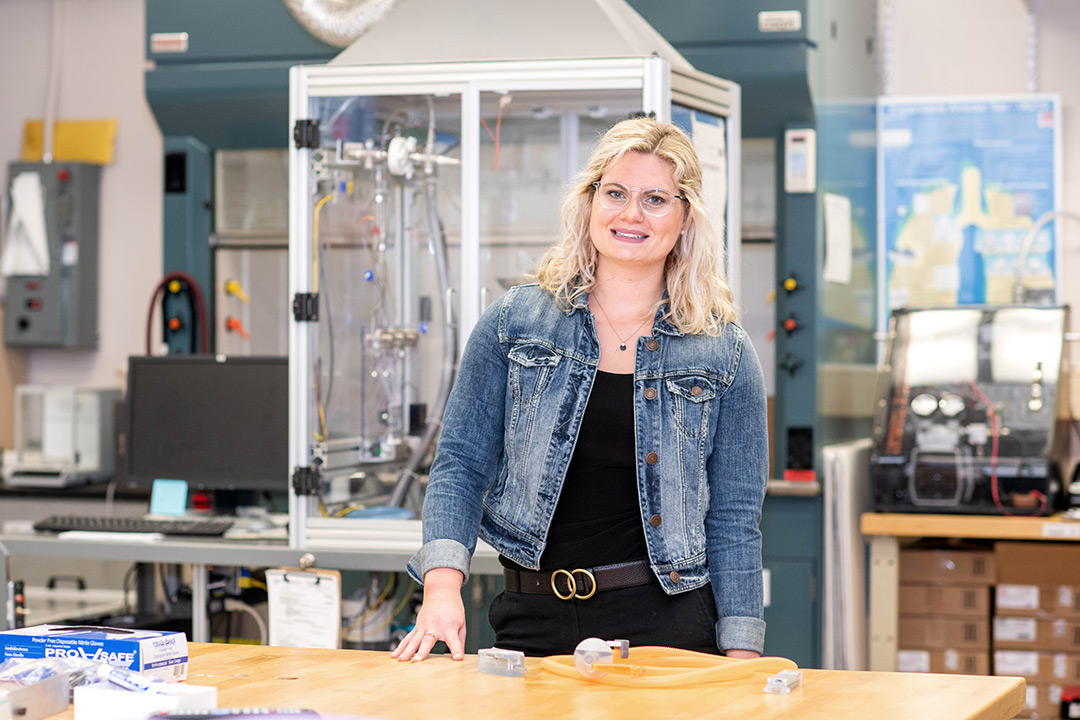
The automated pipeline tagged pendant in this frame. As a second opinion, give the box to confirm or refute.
[619,343,627,351]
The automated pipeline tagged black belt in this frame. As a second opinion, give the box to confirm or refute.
[503,559,654,600]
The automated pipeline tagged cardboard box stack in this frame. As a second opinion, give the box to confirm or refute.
[994,541,1080,719]
[897,545,994,677]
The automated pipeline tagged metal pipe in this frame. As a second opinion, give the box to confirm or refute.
[1012,210,1080,304]
[388,175,456,508]
[1026,2,1039,94]
[42,0,63,163]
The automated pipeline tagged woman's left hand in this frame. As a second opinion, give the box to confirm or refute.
[725,649,761,659]
[391,568,467,662]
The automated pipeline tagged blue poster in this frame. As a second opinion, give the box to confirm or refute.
[878,95,1060,325]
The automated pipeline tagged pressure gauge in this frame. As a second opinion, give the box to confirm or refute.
[938,394,966,418]
[910,393,939,417]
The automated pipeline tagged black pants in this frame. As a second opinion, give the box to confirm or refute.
[489,581,720,657]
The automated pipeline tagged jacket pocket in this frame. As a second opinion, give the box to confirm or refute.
[664,374,715,438]
[507,343,561,404]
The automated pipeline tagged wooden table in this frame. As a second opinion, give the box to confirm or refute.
[861,511,1080,672]
[43,642,1024,720]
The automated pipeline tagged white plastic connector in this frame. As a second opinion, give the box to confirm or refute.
[478,647,526,677]
[764,668,803,694]
[573,638,614,679]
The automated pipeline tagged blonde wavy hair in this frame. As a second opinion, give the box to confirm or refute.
[533,116,735,335]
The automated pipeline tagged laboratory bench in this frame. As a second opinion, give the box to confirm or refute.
[0,521,503,641]
[861,511,1080,672]
[0,482,151,595]
[0,480,149,501]
[38,642,1025,720]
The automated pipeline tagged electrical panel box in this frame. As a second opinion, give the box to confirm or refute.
[784,128,816,194]
[3,162,101,349]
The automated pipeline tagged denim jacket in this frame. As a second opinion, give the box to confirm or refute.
[407,284,769,653]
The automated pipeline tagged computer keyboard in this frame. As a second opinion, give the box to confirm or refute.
[33,515,235,537]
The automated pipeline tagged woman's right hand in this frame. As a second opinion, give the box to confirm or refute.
[390,567,467,662]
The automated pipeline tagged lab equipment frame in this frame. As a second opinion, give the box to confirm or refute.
[287,57,741,546]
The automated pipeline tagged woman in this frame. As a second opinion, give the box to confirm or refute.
[392,117,768,662]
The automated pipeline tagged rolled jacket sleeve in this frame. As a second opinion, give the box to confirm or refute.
[407,538,472,584]
[719,616,767,656]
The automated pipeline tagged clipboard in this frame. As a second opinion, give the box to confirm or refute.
[266,566,342,649]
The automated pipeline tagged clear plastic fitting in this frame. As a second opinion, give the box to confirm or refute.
[764,668,803,694]
[478,648,526,677]
[572,638,630,679]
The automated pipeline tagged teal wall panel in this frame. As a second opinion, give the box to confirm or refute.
[762,558,817,666]
[145,0,338,149]
[627,0,810,44]
[162,136,213,352]
[146,0,337,64]
[761,494,822,666]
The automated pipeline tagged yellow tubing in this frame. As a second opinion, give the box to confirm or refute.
[311,193,334,293]
[540,646,798,688]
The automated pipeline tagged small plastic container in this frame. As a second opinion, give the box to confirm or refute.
[764,668,803,694]
[478,648,526,677]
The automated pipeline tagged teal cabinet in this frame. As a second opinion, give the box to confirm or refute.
[761,493,821,667]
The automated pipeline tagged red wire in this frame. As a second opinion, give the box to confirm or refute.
[479,101,504,172]
[144,271,209,354]
[968,380,1046,516]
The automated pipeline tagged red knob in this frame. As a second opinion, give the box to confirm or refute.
[226,316,251,340]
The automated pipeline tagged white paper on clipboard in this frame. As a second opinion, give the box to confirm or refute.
[266,567,342,649]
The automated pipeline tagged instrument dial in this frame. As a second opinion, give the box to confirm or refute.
[910,393,939,417]
[938,394,966,418]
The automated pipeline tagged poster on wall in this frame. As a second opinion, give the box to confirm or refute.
[877,94,1061,330]
[672,105,729,261]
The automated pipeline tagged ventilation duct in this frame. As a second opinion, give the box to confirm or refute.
[328,0,692,68]
[281,0,398,48]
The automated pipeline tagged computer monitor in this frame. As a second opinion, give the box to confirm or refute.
[125,355,289,497]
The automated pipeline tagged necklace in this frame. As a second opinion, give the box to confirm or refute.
[591,294,654,351]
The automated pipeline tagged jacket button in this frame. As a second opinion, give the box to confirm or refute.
[669,571,680,584]
[643,387,657,400]
[645,338,659,351]
[650,514,662,527]
[646,452,658,465]
[691,386,702,397]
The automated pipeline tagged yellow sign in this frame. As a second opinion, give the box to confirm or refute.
[21,119,117,165]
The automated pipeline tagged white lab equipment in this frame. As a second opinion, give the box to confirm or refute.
[9,385,121,488]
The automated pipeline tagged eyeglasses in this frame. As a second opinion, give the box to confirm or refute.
[591,181,687,218]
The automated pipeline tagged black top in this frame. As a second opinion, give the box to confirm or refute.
[502,370,649,571]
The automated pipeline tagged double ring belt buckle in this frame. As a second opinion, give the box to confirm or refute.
[551,568,597,600]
